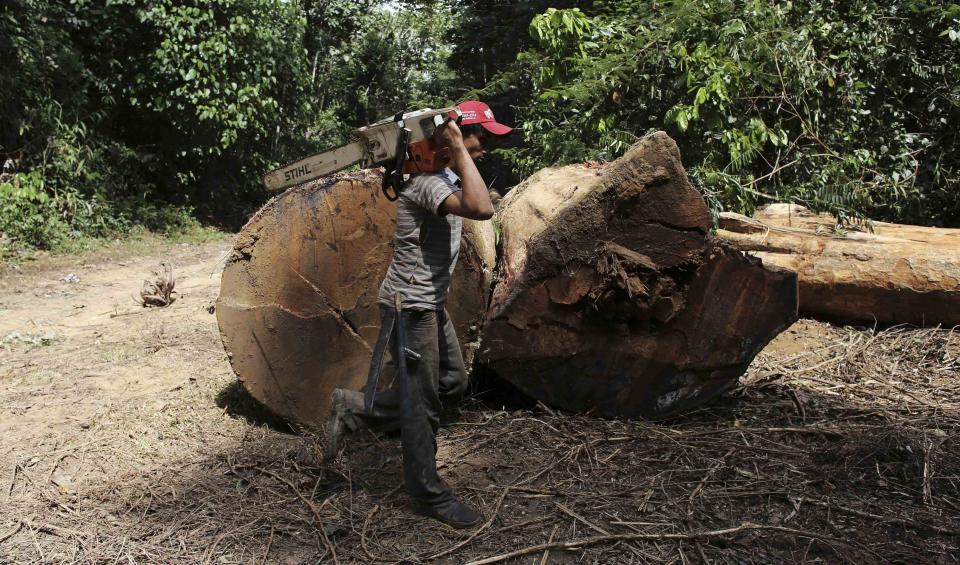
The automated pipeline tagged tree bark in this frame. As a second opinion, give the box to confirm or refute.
[480,133,798,419]
[716,203,960,326]
[215,171,496,426]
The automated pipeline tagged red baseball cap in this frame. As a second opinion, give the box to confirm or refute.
[458,100,513,136]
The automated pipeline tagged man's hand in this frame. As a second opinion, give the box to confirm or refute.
[437,120,465,152]
[435,120,494,220]
[436,121,471,176]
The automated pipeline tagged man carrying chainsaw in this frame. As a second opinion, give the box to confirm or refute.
[326,101,512,528]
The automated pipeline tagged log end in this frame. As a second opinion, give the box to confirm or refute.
[483,133,799,419]
[216,171,496,426]
[481,242,798,419]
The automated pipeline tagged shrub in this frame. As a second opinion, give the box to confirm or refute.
[497,1,960,226]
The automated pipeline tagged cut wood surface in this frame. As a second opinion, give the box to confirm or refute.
[216,171,495,426]
[717,203,960,326]
[481,133,798,419]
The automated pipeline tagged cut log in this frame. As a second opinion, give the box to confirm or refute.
[717,203,960,326]
[481,132,798,419]
[215,171,496,426]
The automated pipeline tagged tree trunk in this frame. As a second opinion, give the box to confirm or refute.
[716,204,960,326]
[480,133,798,419]
[215,171,496,426]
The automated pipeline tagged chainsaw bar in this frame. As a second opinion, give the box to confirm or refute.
[261,107,460,193]
[262,141,367,193]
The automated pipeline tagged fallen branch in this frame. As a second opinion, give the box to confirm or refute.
[464,523,840,565]
[805,499,960,537]
[139,263,176,307]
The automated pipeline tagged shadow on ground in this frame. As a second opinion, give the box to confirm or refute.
[215,380,296,433]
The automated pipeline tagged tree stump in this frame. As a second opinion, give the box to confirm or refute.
[215,171,496,426]
[717,203,960,326]
[480,133,798,419]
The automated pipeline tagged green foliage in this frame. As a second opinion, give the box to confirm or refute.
[0,0,321,251]
[502,1,960,226]
[443,0,594,90]
[128,0,305,150]
[0,172,68,251]
[72,0,316,212]
[5,0,958,256]
[324,3,459,126]
[1,0,470,253]
[1,1,80,150]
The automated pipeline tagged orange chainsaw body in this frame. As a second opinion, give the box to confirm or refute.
[402,139,452,174]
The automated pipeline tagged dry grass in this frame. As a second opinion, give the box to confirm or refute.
[1,240,958,563]
[2,316,958,564]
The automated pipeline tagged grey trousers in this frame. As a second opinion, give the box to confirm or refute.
[346,305,467,507]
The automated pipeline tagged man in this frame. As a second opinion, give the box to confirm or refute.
[326,100,512,528]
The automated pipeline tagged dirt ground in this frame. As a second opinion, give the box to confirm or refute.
[1,239,958,564]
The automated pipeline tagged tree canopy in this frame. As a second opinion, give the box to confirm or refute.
[2,0,958,254]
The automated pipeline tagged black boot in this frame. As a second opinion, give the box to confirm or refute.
[415,498,483,528]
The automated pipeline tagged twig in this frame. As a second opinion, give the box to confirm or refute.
[361,505,380,561]
[536,401,558,418]
[46,451,71,484]
[464,523,840,565]
[805,499,960,537]
[0,521,23,544]
[257,467,339,565]
[259,525,274,565]
[540,525,559,565]
[762,427,846,438]
[7,463,18,496]
[111,536,127,565]
[554,501,649,560]
[555,502,609,535]
[21,519,88,539]
[490,517,553,535]
[687,447,735,513]
[26,521,43,561]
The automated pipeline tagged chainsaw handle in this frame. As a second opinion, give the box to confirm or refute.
[383,125,411,201]
[382,178,400,201]
[437,111,463,130]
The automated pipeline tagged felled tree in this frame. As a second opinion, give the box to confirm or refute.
[216,171,496,426]
[480,133,798,419]
[717,204,960,327]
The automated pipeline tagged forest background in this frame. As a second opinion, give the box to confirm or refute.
[2,0,958,256]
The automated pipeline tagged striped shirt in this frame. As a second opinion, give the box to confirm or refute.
[378,170,463,310]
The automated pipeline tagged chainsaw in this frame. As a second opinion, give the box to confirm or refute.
[262,107,462,200]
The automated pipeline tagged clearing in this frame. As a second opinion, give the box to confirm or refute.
[1,238,958,563]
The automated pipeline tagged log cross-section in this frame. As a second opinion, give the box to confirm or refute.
[480,133,798,419]
[216,171,495,426]
[216,135,799,424]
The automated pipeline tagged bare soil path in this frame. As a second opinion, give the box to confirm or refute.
[0,241,232,443]
[1,239,958,563]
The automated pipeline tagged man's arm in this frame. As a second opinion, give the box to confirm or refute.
[436,123,494,220]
